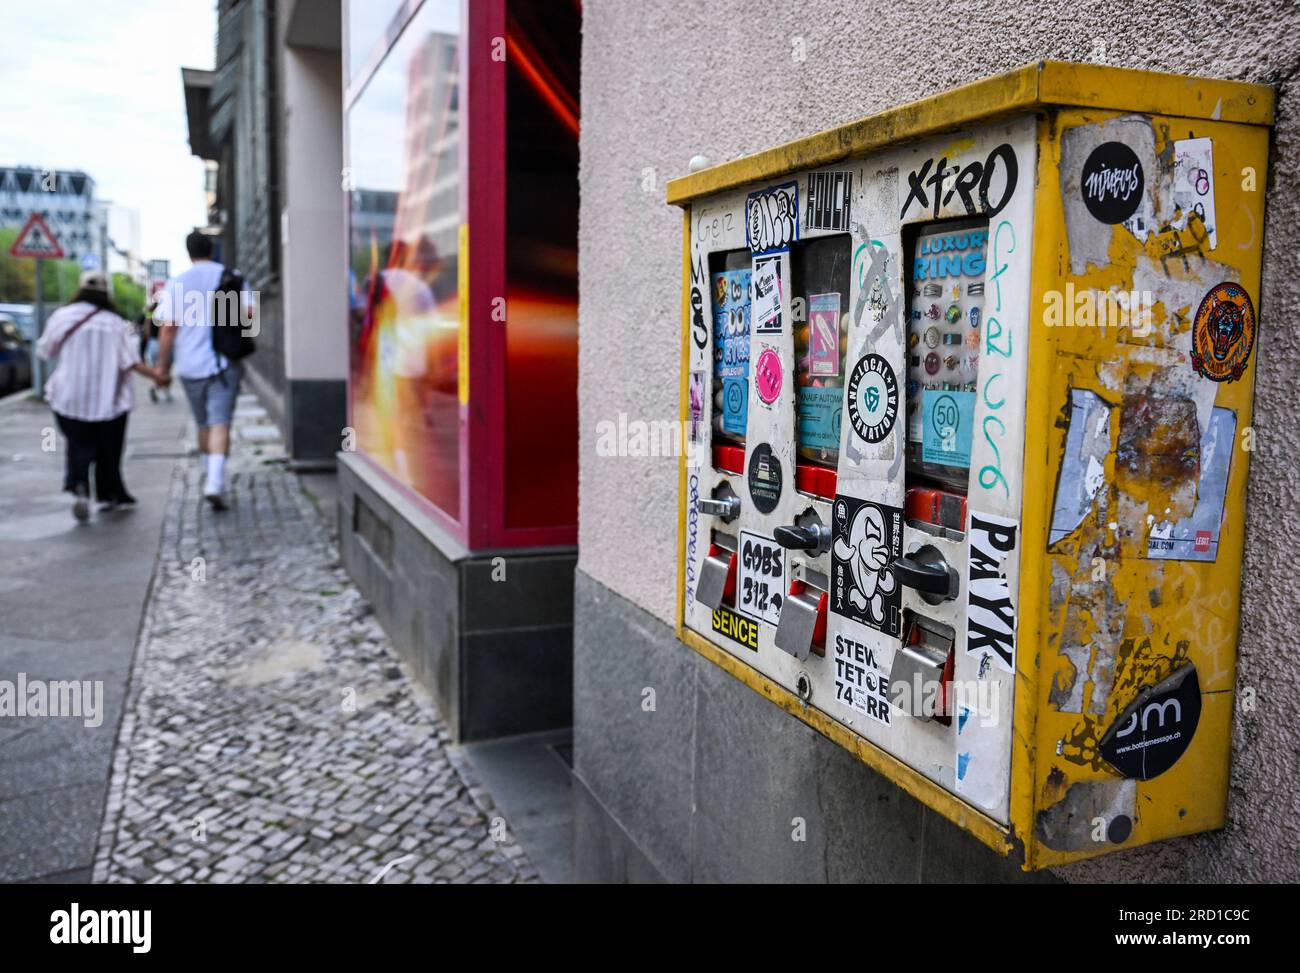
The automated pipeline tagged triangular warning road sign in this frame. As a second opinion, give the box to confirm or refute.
[9,213,65,260]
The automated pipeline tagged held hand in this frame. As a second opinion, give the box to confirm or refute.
[153,368,172,388]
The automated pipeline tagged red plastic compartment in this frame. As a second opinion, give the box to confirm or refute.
[796,463,837,500]
[713,444,746,476]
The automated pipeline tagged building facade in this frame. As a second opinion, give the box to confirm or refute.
[0,166,100,261]
[0,167,146,302]
[336,0,581,742]
[182,0,346,466]
[184,0,581,745]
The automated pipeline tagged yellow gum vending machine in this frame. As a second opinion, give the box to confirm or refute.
[671,62,1272,868]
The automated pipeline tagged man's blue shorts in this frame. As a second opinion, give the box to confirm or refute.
[180,362,244,428]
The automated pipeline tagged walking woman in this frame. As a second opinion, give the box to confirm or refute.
[36,271,167,521]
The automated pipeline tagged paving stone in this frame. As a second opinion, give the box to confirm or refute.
[91,411,539,886]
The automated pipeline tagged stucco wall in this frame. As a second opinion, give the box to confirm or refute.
[578,0,1300,880]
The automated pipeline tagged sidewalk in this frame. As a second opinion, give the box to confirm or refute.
[92,392,537,883]
[2,380,540,884]
[0,378,191,881]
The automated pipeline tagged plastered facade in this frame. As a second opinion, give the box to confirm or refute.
[577,0,1300,880]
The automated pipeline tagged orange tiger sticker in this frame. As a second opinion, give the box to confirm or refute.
[1191,282,1255,383]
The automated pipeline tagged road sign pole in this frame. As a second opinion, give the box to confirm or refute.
[9,212,64,399]
[32,258,44,397]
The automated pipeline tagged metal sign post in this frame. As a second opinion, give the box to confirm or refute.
[9,212,65,398]
[33,259,44,395]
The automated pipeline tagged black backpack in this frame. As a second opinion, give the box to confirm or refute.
[211,266,256,362]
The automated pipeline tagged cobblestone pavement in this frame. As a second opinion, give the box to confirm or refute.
[93,402,538,884]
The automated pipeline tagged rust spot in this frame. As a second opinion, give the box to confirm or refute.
[1060,715,1105,770]
[1044,766,1068,804]
[1117,393,1199,486]
[1049,652,1080,710]
[1111,637,1191,703]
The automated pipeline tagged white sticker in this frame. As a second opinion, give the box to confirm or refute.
[965,512,1018,675]
[736,530,785,627]
[1173,137,1216,249]
[955,696,1005,809]
[832,630,891,726]
[751,255,783,334]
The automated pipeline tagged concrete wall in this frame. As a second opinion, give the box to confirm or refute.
[338,454,576,743]
[573,572,1064,882]
[577,0,1300,880]
[271,0,347,464]
[281,42,346,384]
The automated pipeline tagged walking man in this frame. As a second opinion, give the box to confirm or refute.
[154,231,254,510]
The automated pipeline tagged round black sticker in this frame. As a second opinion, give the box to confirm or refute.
[1081,141,1144,224]
[747,443,783,514]
[846,353,898,445]
[1098,664,1201,781]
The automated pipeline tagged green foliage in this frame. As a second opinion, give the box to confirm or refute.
[0,227,146,320]
[0,228,36,302]
[0,227,79,305]
[112,273,145,322]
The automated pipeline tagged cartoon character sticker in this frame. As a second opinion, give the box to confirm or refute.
[830,495,903,637]
[1191,281,1255,383]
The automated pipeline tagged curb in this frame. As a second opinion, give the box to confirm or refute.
[0,387,40,410]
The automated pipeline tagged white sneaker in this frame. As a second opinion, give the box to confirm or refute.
[203,485,227,511]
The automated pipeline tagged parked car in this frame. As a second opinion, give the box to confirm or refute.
[0,315,32,394]
[0,303,37,343]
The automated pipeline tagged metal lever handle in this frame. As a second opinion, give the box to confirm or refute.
[696,496,740,520]
[893,555,952,595]
[773,524,828,552]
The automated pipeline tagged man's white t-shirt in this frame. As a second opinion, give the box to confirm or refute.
[154,260,228,380]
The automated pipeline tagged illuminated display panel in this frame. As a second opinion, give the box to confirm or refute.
[347,0,462,520]
[504,0,581,530]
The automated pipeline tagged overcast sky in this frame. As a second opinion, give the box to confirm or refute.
[0,0,216,271]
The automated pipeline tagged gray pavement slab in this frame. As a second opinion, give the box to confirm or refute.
[0,781,105,880]
[0,377,191,882]
[459,729,574,884]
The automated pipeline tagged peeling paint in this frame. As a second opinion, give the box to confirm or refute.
[1048,558,1072,612]
[1054,558,1128,716]
[1116,390,1201,528]
[1036,778,1137,852]
[1143,214,1212,276]
[1057,637,1192,770]
[1048,389,1113,544]
[1059,115,1161,274]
